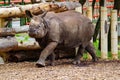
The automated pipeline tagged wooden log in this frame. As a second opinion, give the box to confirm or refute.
[0,36,40,62]
[8,50,40,62]
[0,37,18,52]
[8,48,75,62]
[15,38,40,51]
[100,7,108,59]
[0,28,16,37]
[0,52,10,62]
[0,37,40,52]
[0,2,81,18]
[111,10,118,59]
[0,25,29,37]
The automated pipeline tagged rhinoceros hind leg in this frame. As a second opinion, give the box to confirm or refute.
[36,60,45,67]
[73,45,85,65]
[85,42,98,62]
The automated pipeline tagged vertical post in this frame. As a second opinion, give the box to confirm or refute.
[100,7,108,59]
[0,18,5,64]
[86,6,92,21]
[0,18,5,27]
[86,6,93,60]
[111,10,118,59]
[20,0,26,26]
[75,6,82,13]
[104,0,107,7]
[8,0,11,4]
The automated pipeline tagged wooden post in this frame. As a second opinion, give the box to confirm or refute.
[100,7,108,59]
[111,10,118,59]
[86,6,93,60]
[0,18,5,27]
[75,6,82,13]
[86,6,92,21]
[0,18,6,63]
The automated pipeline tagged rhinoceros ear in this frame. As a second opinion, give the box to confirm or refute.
[41,11,47,18]
[25,10,33,18]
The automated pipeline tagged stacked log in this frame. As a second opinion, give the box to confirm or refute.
[0,37,40,52]
[8,48,75,62]
[0,26,29,37]
[0,2,81,18]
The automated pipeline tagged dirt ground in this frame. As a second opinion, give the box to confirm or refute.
[0,59,120,80]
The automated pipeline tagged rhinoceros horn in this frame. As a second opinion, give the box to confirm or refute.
[25,10,33,18]
[41,11,47,18]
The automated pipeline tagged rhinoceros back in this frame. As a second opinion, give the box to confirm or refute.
[44,10,94,48]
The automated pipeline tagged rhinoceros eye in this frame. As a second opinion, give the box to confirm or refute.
[39,23,44,27]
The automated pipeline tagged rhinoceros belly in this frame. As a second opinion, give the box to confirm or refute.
[60,29,82,48]
[63,39,81,48]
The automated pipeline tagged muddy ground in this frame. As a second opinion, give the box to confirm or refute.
[0,59,120,80]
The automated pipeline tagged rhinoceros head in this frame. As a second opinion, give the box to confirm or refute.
[25,10,48,38]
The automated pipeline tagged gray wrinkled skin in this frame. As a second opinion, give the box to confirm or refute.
[25,10,97,67]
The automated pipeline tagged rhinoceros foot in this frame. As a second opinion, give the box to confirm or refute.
[73,60,81,65]
[92,57,99,62]
[36,60,45,67]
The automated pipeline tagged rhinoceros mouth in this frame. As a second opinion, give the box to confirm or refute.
[29,28,47,38]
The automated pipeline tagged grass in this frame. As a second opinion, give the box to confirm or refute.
[83,40,120,60]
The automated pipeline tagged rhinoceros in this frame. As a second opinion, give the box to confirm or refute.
[25,10,97,67]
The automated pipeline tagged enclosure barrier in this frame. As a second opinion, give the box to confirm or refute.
[111,10,118,59]
[101,7,108,59]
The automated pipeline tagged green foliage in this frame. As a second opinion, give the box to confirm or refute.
[93,40,101,58]
[15,33,30,43]
[83,40,101,60]
[118,50,120,59]
[89,40,120,60]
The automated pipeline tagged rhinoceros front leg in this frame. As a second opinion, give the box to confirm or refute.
[36,42,58,67]
[73,46,85,65]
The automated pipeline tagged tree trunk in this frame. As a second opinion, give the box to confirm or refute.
[93,17,100,42]
[114,0,120,14]
[92,0,96,13]
[79,0,86,13]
